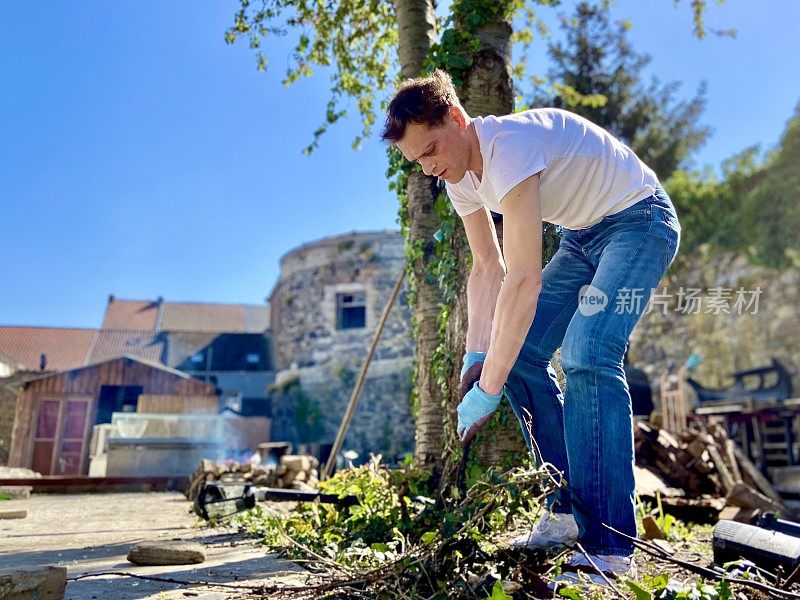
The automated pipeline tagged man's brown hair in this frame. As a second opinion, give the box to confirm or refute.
[381,69,460,143]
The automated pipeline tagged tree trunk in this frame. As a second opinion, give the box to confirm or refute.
[459,22,515,118]
[395,0,444,469]
[447,17,529,467]
[396,0,436,80]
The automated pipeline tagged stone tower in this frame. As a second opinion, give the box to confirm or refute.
[268,231,415,460]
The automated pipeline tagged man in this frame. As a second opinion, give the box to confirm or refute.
[381,69,681,584]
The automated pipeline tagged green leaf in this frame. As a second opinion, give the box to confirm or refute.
[421,531,437,545]
[558,587,585,600]
[650,573,669,589]
[626,580,653,600]
[716,580,733,600]
[489,579,512,600]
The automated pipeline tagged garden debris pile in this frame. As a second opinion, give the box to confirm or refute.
[634,419,792,519]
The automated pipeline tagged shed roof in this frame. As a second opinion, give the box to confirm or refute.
[22,355,217,391]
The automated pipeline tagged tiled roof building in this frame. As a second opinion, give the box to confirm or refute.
[0,297,271,372]
[101,297,269,333]
[0,327,97,371]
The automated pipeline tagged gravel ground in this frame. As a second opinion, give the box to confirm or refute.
[0,492,304,599]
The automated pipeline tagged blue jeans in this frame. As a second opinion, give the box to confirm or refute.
[505,187,680,555]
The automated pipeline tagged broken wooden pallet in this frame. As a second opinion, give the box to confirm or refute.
[634,418,793,518]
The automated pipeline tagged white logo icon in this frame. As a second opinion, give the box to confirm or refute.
[578,284,608,316]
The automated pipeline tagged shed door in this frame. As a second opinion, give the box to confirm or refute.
[31,397,91,475]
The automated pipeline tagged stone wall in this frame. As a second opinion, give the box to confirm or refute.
[268,231,415,459]
[270,359,415,460]
[629,247,800,405]
[270,231,411,370]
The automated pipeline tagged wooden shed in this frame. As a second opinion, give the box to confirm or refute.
[7,355,217,475]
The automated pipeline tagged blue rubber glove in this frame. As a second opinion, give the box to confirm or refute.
[460,351,487,379]
[457,381,503,443]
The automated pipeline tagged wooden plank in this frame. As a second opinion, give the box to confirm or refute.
[726,481,790,516]
[707,421,744,484]
[684,438,706,460]
[751,415,764,470]
[701,434,736,493]
[138,395,218,414]
[658,428,681,450]
[0,476,188,493]
[732,443,787,508]
[726,440,743,483]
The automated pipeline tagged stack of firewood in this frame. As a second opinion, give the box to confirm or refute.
[635,419,792,517]
[186,454,320,502]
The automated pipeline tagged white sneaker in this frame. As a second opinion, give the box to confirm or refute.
[551,553,637,588]
[511,512,578,551]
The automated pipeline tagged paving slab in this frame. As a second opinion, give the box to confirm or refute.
[0,564,67,599]
[0,492,304,599]
[0,510,27,520]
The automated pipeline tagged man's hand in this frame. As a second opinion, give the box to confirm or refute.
[459,351,485,443]
[457,382,502,444]
[460,351,486,380]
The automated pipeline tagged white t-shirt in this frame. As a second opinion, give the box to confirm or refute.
[445,108,659,230]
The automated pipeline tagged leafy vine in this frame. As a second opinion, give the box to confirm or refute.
[390,0,522,443]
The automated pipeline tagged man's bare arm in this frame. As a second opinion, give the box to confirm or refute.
[478,173,544,395]
[462,207,506,353]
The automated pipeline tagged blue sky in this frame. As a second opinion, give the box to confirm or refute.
[1,0,798,328]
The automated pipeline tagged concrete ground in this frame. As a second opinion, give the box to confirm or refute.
[0,492,305,599]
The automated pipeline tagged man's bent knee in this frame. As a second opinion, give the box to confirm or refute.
[561,334,626,375]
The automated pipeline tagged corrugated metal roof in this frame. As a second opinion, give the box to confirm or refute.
[0,327,98,372]
[101,299,160,330]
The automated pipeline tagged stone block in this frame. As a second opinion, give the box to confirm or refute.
[0,510,27,520]
[280,455,311,472]
[127,541,206,566]
[0,565,67,600]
